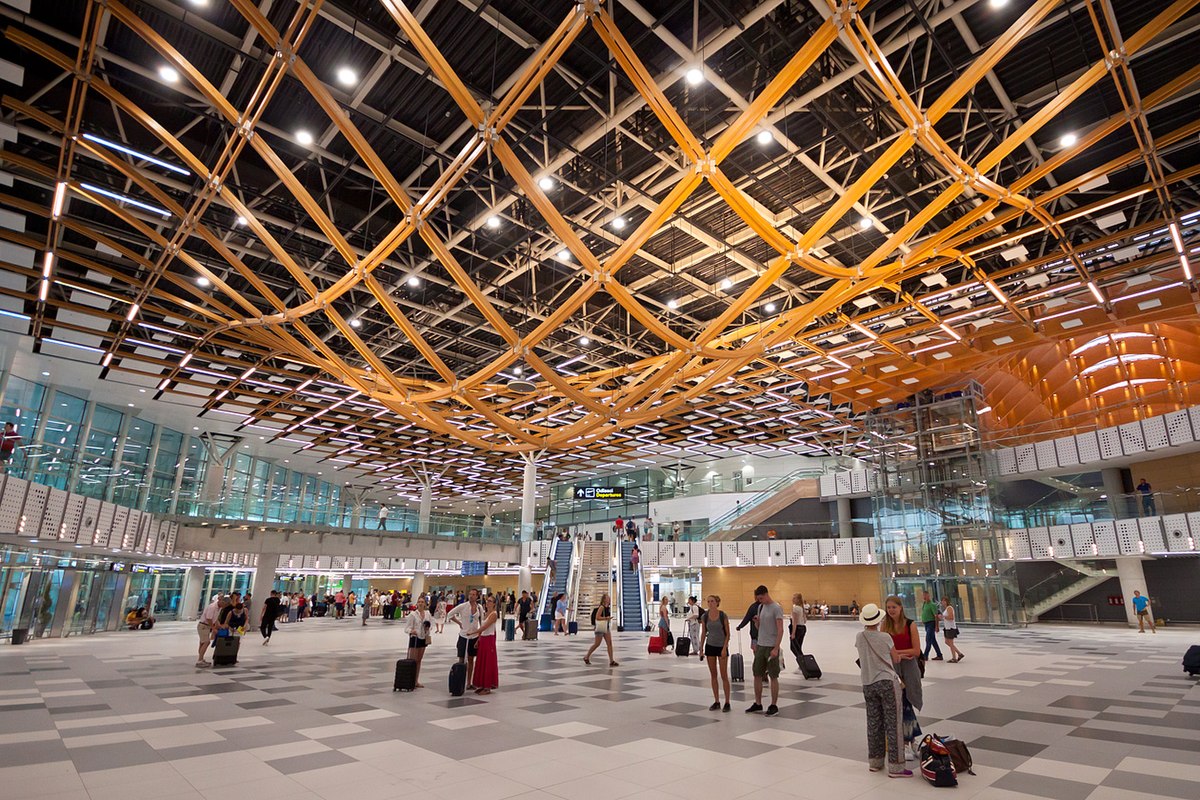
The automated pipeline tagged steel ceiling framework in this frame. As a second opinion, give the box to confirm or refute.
[1,0,1199,504]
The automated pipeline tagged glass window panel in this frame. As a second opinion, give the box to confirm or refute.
[112,418,154,506]
[34,390,86,490]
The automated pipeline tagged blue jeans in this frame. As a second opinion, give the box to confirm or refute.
[922,621,942,658]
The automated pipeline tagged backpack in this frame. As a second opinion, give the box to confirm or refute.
[937,735,975,776]
[918,736,957,787]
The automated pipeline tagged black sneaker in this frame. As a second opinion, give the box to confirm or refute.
[709,702,721,711]
[722,702,731,712]
[765,704,779,717]
[745,703,763,714]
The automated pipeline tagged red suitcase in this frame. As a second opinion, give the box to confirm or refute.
[648,635,664,653]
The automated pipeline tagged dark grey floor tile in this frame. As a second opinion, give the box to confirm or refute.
[991,772,1096,800]
[655,714,719,728]
[237,698,294,710]
[520,702,579,714]
[46,703,109,715]
[267,749,357,774]
[316,703,376,715]
[69,741,165,773]
[969,736,1047,757]
[1070,726,1200,752]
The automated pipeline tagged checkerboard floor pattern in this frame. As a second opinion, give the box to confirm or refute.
[1,617,1197,799]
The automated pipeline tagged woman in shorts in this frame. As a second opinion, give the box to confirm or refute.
[657,596,672,652]
[940,596,963,662]
[697,595,731,711]
[583,593,618,666]
[404,596,433,688]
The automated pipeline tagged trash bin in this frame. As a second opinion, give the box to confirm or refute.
[10,628,28,645]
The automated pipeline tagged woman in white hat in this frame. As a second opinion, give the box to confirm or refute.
[855,603,910,777]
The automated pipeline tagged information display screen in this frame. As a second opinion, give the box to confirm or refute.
[460,560,488,576]
[572,486,625,500]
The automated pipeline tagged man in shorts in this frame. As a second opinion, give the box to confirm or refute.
[516,590,533,636]
[196,594,223,667]
[745,585,784,717]
[447,589,483,688]
[1131,590,1155,633]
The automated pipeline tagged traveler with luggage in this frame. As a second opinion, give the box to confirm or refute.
[516,590,533,637]
[856,603,911,778]
[260,591,281,645]
[698,595,731,712]
[882,595,924,761]
[553,593,569,635]
[745,585,784,717]
[403,596,433,688]
[195,595,222,667]
[684,596,702,660]
[656,597,672,653]
[790,592,808,664]
[940,597,964,661]
[447,590,483,690]
[584,594,619,666]
[473,595,500,695]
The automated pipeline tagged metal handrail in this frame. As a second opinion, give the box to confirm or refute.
[699,468,825,537]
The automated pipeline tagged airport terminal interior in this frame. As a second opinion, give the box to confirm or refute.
[0,0,1199,798]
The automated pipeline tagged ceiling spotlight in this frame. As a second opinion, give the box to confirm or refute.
[538,176,556,191]
[667,299,678,310]
[988,0,1009,7]
[158,66,179,84]
[558,249,571,261]
[235,215,247,226]
[1059,132,1078,148]
[579,336,590,346]
[295,129,314,146]
[720,277,733,290]
[764,302,776,313]
[335,66,358,87]
[513,366,522,376]
[486,215,501,229]
[188,0,209,6]
[612,216,626,230]
[349,318,362,329]
[197,276,211,287]
[407,275,421,287]
[685,67,704,86]
[756,130,772,146]
[858,216,873,230]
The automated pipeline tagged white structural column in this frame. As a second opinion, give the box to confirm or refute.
[1101,468,1129,519]
[1115,557,1151,627]
[178,566,206,621]
[418,484,432,535]
[520,450,544,541]
[518,565,532,596]
[410,571,426,599]
[248,555,279,632]
[836,497,853,538]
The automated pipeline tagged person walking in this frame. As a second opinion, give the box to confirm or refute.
[790,592,808,666]
[405,596,433,688]
[447,590,483,690]
[260,590,281,645]
[1131,590,1156,633]
[196,594,221,667]
[657,596,672,652]
[1136,479,1155,516]
[377,504,389,530]
[333,588,346,620]
[0,421,19,472]
[685,596,702,658]
[919,590,943,661]
[882,595,924,761]
[553,593,569,636]
[473,595,500,695]
[940,597,964,661]
[347,591,357,617]
[516,590,533,637]
[698,594,731,712]
[630,544,640,571]
[583,593,618,666]
[736,598,760,654]
[856,603,910,778]
[745,585,784,717]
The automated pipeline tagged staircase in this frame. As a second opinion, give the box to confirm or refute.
[704,475,821,540]
[538,538,574,624]
[573,541,610,630]
[1024,560,1114,620]
[619,541,644,631]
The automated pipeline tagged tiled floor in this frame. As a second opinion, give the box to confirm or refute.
[1,616,1197,799]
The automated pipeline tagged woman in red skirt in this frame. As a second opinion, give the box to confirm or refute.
[473,594,500,695]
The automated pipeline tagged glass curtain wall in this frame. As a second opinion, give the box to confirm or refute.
[33,390,87,489]
[77,404,123,500]
[147,428,183,513]
[113,419,155,507]
[0,376,45,472]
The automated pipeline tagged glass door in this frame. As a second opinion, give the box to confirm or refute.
[17,569,64,639]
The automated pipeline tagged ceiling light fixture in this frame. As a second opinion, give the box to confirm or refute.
[1169,222,1193,280]
[558,249,570,261]
[538,176,555,191]
[51,182,67,219]
[1059,132,1078,148]
[197,276,211,287]
[720,278,733,290]
[1086,281,1105,304]
[335,66,358,87]
[159,65,179,83]
[295,130,314,146]
[612,216,625,230]
[939,323,962,341]
[858,216,873,230]
[666,299,678,310]
[756,130,772,145]
[685,67,704,86]
[407,275,421,287]
[764,302,776,313]
[579,336,590,346]
[486,215,500,229]
[235,215,247,226]
[349,318,362,329]
[988,0,1009,8]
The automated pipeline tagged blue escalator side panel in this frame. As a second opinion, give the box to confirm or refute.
[541,540,573,622]
[619,541,644,631]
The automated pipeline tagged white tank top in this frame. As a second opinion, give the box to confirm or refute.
[941,606,958,630]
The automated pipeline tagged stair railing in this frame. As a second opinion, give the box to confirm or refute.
[699,468,826,538]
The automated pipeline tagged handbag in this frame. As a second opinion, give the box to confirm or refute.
[917,655,927,678]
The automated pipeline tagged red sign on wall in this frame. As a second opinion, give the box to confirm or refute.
[1107,595,1124,606]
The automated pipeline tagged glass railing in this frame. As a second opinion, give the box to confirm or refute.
[999,490,1196,529]
[1021,562,1111,610]
[697,468,829,538]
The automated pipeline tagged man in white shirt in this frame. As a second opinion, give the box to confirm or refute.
[746,585,784,717]
[447,589,483,688]
[377,505,389,530]
[196,595,223,667]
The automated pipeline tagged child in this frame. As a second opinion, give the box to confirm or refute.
[855,603,911,778]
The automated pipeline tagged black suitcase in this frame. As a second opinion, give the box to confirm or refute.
[730,652,745,682]
[1184,645,1200,676]
[675,636,691,657]
[449,662,467,696]
[523,620,538,640]
[505,618,516,641]
[212,635,239,666]
[393,658,418,691]
[568,621,578,635]
[800,653,822,680]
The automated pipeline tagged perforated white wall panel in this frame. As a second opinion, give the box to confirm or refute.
[1166,409,1194,446]
[1141,415,1169,451]
[22,482,48,534]
[112,507,131,549]
[38,487,67,540]
[125,509,142,549]
[852,537,873,564]
[819,474,836,498]
[801,539,819,565]
[92,503,115,547]
[831,538,852,565]
[1135,517,1164,553]
[736,542,755,565]
[1048,525,1072,557]
[1115,519,1142,554]
[850,470,867,493]
[301,555,318,569]
[1124,520,1150,555]
[1069,523,1094,558]
[1029,526,1053,559]
[1054,436,1080,467]
[1093,521,1120,556]
[1189,406,1200,441]
[1015,444,1037,473]
[1075,431,1101,462]
[0,475,25,532]
[753,541,772,565]
[996,448,1017,475]
[1097,426,1123,459]
[1162,514,1193,552]
[1009,530,1031,560]
[783,540,804,566]
[1118,421,1145,454]
[817,538,836,564]
[722,542,741,566]
[834,472,852,495]
[1035,440,1059,471]
[59,494,86,543]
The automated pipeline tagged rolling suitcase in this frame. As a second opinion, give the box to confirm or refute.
[648,635,664,654]
[393,658,418,691]
[523,620,538,640]
[505,618,516,641]
[800,653,822,680]
[730,652,745,682]
[212,635,240,666]
[449,662,467,696]
[568,621,578,635]
[675,636,691,657]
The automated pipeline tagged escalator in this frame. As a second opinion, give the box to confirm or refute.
[619,541,645,631]
[537,538,574,630]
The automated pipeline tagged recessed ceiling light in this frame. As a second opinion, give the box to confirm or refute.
[295,130,314,146]
[579,336,590,346]
[558,249,570,261]
[858,216,873,230]
[407,275,421,287]
[41,371,49,376]
[612,216,625,230]
[764,302,776,312]
[989,0,1009,7]
[349,318,362,328]
[685,67,704,86]
[335,66,357,87]
[667,299,678,309]
[234,215,247,226]
[720,278,733,290]
[756,130,772,145]
[538,176,555,191]
[1059,132,1077,148]
[158,66,179,83]
[486,215,500,229]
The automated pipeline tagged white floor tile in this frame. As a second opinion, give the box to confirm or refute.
[429,713,498,730]
[535,721,607,738]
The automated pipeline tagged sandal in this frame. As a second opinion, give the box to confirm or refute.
[477,688,491,695]
[609,661,619,667]
[583,657,591,665]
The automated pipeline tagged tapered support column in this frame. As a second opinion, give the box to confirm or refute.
[836,497,853,538]
[418,484,432,535]
[520,451,544,542]
[249,555,279,632]
[178,566,205,621]
[1102,468,1129,518]
[518,565,532,596]
[410,571,425,600]
[1115,557,1150,628]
